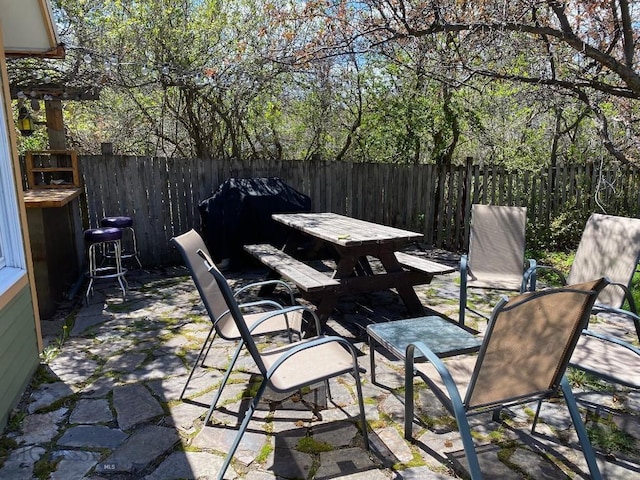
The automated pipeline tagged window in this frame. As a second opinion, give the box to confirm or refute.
[0,76,27,295]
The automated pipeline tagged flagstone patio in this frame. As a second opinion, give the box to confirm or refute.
[1,260,639,479]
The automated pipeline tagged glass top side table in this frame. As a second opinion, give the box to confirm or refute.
[366,316,482,385]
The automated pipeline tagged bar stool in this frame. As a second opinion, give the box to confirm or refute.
[100,216,143,269]
[84,227,128,302]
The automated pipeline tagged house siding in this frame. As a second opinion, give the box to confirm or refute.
[0,283,39,431]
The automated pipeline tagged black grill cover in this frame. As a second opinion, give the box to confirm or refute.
[198,177,311,268]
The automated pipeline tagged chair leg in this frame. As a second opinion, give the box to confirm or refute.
[404,366,415,440]
[459,256,469,326]
[369,335,377,385]
[451,406,482,479]
[204,340,245,425]
[324,379,332,402]
[200,328,217,366]
[531,399,544,434]
[85,278,94,304]
[353,367,370,451]
[201,328,219,366]
[180,326,216,400]
[117,275,128,300]
[405,346,482,479]
[216,381,268,480]
[560,377,603,480]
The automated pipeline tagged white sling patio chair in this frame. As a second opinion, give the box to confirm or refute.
[406,278,608,480]
[197,250,369,480]
[171,229,302,415]
[459,204,536,325]
[522,213,640,388]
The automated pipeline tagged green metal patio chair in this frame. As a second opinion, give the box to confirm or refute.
[522,213,640,388]
[406,278,608,480]
[197,250,369,480]
[459,204,536,325]
[171,229,301,414]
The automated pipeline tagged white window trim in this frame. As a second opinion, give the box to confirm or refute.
[0,73,27,297]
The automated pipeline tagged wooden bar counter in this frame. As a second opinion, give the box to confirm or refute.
[23,188,84,319]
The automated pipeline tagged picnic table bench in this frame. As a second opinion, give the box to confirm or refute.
[394,251,456,276]
[243,243,339,293]
[244,213,455,324]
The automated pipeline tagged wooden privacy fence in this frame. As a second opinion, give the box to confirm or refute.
[75,156,640,267]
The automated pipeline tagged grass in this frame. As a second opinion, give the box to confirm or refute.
[0,435,17,469]
[628,270,640,313]
[40,311,76,363]
[33,456,61,480]
[529,249,640,308]
[587,415,637,455]
[255,441,274,463]
[296,436,333,454]
[567,368,613,392]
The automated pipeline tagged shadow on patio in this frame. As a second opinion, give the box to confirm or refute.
[1,266,639,479]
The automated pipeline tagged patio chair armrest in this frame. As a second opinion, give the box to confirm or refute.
[234,280,295,305]
[238,299,284,311]
[600,281,638,315]
[523,264,567,289]
[521,259,537,292]
[591,291,640,341]
[247,305,321,336]
[458,255,469,325]
[213,300,292,325]
[405,341,466,416]
[459,254,469,279]
[265,335,361,377]
[581,329,640,354]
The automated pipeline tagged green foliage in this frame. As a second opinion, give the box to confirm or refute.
[527,203,591,253]
[567,368,612,392]
[255,442,274,463]
[296,436,333,454]
[0,435,18,470]
[627,271,640,316]
[33,456,61,480]
[587,416,636,455]
[7,1,629,165]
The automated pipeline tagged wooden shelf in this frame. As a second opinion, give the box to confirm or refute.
[25,150,80,189]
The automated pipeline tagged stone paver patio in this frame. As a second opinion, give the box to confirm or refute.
[1,254,639,479]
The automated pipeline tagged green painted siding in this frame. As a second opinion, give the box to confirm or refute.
[0,284,39,432]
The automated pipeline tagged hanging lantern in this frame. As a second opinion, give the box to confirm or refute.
[17,106,35,136]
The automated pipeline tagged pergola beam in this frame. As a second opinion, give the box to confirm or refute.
[9,85,101,101]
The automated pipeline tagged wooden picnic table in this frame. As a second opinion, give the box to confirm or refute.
[245,213,455,324]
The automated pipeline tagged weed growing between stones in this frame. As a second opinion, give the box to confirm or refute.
[32,455,61,480]
[30,364,58,388]
[40,311,76,363]
[396,450,427,469]
[255,441,274,463]
[567,368,614,392]
[587,413,637,457]
[0,435,17,469]
[495,441,535,479]
[296,436,333,454]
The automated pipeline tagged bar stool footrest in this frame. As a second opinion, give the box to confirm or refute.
[86,266,128,279]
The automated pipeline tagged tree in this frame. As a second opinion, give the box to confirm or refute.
[6,0,637,167]
[297,0,640,164]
